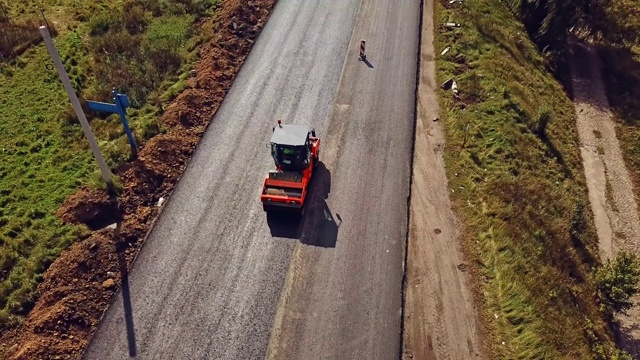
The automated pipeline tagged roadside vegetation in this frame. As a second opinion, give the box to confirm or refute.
[435,0,638,358]
[0,0,220,332]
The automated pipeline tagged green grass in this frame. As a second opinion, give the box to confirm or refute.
[0,0,218,331]
[436,0,624,358]
[0,32,94,329]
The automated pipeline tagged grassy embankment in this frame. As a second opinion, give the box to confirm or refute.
[435,0,625,358]
[0,0,218,331]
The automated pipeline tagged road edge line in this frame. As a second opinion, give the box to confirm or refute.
[399,0,425,358]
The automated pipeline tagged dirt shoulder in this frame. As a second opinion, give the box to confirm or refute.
[402,0,484,358]
[0,1,277,359]
[568,36,640,358]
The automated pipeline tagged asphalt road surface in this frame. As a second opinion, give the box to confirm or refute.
[265,0,419,358]
[84,0,419,359]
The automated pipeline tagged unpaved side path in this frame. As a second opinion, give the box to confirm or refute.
[568,36,640,357]
[402,0,483,359]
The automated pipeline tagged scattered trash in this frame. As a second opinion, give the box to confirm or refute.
[433,117,439,122]
[441,78,455,90]
[106,271,116,278]
[441,46,451,56]
[450,0,464,3]
[444,22,461,28]
[156,197,165,207]
[494,313,499,319]
[441,78,460,96]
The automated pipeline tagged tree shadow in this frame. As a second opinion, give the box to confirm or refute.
[595,44,640,127]
[567,36,640,121]
[265,161,340,248]
[614,319,640,359]
[566,37,611,110]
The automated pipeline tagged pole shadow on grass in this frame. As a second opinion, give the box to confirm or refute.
[114,209,137,358]
[265,161,341,248]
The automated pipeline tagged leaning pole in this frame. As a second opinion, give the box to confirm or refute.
[39,25,115,193]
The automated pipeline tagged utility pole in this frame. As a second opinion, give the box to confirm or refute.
[39,9,50,31]
[39,26,115,194]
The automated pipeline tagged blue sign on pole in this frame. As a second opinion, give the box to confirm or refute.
[87,89,138,158]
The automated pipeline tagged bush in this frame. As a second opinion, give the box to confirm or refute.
[90,30,141,57]
[123,4,149,35]
[89,14,192,107]
[595,251,640,316]
[88,13,123,36]
[144,15,192,74]
[186,0,222,18]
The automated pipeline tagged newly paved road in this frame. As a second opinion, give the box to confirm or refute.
[84,0,419,359]
[266,0,419,358]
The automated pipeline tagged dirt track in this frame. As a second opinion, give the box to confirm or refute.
[568,37,640,358]
[401,0,483,359]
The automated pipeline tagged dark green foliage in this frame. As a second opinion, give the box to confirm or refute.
[596,251,640,316]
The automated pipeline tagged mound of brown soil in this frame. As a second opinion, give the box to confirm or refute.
[2,231,121,360]
[56,188,118,230]
[0,1,278,359]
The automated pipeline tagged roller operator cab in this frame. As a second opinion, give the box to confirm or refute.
[261,119,320,213]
